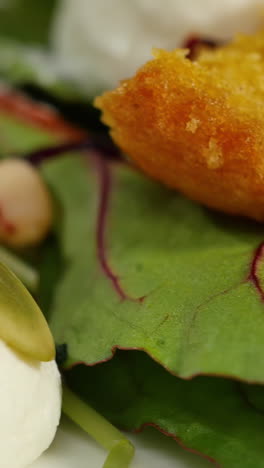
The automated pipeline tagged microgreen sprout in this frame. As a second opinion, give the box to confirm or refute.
[63,386,135,468]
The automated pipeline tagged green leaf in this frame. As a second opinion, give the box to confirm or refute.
[37,234,65,321]
[41,154,264,383]
[66,350,264,468]
[0,0,91,101]
[0,38,85,100]
[0,111,56,155]
[0,0,55,45]
[0,261,55,361]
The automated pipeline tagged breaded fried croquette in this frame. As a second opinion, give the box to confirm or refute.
[95,31,264,221]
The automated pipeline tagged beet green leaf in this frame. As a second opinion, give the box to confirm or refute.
[41,153,264,382]
[67,350,264,468]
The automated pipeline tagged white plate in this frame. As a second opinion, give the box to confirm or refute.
[31,416,211,468]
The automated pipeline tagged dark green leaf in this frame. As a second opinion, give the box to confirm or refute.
[0,0,55,45]
[38,234,65,321]
[67,350,264,468]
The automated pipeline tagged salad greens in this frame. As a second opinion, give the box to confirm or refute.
[2,101,264,467]
[0,0,55,45]
[0,38,85,100]
[68,351,264,468]
[0,1,91,102]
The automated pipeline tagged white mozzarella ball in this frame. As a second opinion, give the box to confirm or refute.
[52,0,264,93]
[0,340,61,468]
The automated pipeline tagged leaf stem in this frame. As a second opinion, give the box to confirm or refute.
[62,386,135,468]
[0,246,38,292]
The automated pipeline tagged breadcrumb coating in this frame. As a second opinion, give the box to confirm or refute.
[95,32,264,221]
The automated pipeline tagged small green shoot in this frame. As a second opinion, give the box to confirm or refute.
[0,246,39,292]
[63,386,135,468]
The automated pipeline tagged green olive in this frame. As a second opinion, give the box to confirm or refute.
[0,262,55,361]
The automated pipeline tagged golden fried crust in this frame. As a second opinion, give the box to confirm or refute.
[95,33,264,221]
